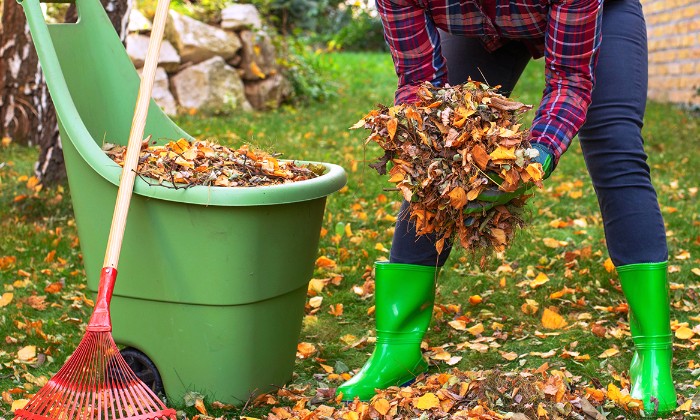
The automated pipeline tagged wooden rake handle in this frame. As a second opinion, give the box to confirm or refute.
[103,0,170,269]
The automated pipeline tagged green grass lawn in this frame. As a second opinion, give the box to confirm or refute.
[0,51,699,419]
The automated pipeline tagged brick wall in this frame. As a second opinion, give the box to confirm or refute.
[641,0,700,107]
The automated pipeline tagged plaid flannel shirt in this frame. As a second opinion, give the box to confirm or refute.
[376,0,604,165]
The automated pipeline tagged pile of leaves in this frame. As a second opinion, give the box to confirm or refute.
[353,81,544,252]
[104,138,323,188]
[250,366,662,419]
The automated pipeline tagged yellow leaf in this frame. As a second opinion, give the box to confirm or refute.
[467,322,484,336]
[541,307,567,329]
[603,258,616,273]
[387,117,398,140]
[675,326,695,340]
[500,351,518,361]
[0,292,13,307]
[340,334,357,345]
[26,176,40,190]
[11,399,29,413]
[249,61,266,79]
[692,268,700,276]
[537,403,547,417]
[677,399,693,411]
[1,136,12,147]
[468,295,482,305]
[448,187,468,209]
[375,243,389,253]
[296,342,316,359]
[413,392,440,410]
[599,348,620,358]
[549,286,575,300]
[308,278,327,295]
[448,319,467,331]
[373,398,391,415]
[525,163,544,182]
[17,345,36,361]
[543,237,567,248]
[521,299,540,315]
[388,171,404,183]
[489,146,516,161]
[529,272,550,288]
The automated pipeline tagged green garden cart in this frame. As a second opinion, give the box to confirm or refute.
[21,0,346,405]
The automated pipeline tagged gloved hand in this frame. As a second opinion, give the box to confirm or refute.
[464,143,554,215]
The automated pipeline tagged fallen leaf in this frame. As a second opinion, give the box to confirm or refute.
[529,272,549,288]
[0,292,13,307]
[599,348,620,358]
[467,323,484,336]
[373,398,391,415]
[315,256,336,268]
[44,282,63,294]
[675,326,695,340]
[194,398,207,415]
[603,258,615,273]
[17,345,36,361]
[11,399,29,412]
[413,392,440,410]
[541,307,567,329]
[521,299,539,315]
[448,320,468,331]
[543,237,567,248]
[296,342,317,359]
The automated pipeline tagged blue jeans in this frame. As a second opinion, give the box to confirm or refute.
[390,0,668,267]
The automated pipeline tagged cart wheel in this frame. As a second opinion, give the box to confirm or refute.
[120,347,166,397]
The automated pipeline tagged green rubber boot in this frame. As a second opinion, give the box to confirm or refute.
[337,262,437,401]
[629,311,641,383]
[618,262,677,416]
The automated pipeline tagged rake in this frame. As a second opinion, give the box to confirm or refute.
[14,0,176,418]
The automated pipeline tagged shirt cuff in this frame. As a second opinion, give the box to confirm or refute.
[395,84,421,105]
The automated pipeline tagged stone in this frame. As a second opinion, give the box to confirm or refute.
[128,8,152,33]
[238,30,278,81]
[244,73,291,110]
[171,56,252,113]
[166,10,242,64]
[126,34,181,73]
[221,4,262,31]
[138,67,178,116]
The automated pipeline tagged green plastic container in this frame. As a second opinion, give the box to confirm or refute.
[21,0,346,405]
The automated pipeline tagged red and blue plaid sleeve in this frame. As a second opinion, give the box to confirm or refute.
[376,0,449,104]
[530,0,603,167]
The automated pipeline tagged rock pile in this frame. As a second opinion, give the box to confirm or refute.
[126,4,291,116]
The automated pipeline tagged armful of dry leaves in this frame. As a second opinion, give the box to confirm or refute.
[352,80,545,253]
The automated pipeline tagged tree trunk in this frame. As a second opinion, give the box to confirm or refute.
[0,0,131,185]
[0,0,54,148]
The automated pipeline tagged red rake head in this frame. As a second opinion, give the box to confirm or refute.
[14,331,175,420]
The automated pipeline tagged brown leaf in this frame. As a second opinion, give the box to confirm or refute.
[470,144,490,170]
[448,187,468,209]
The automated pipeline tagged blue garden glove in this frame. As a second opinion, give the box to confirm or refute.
[463,143,554,215]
